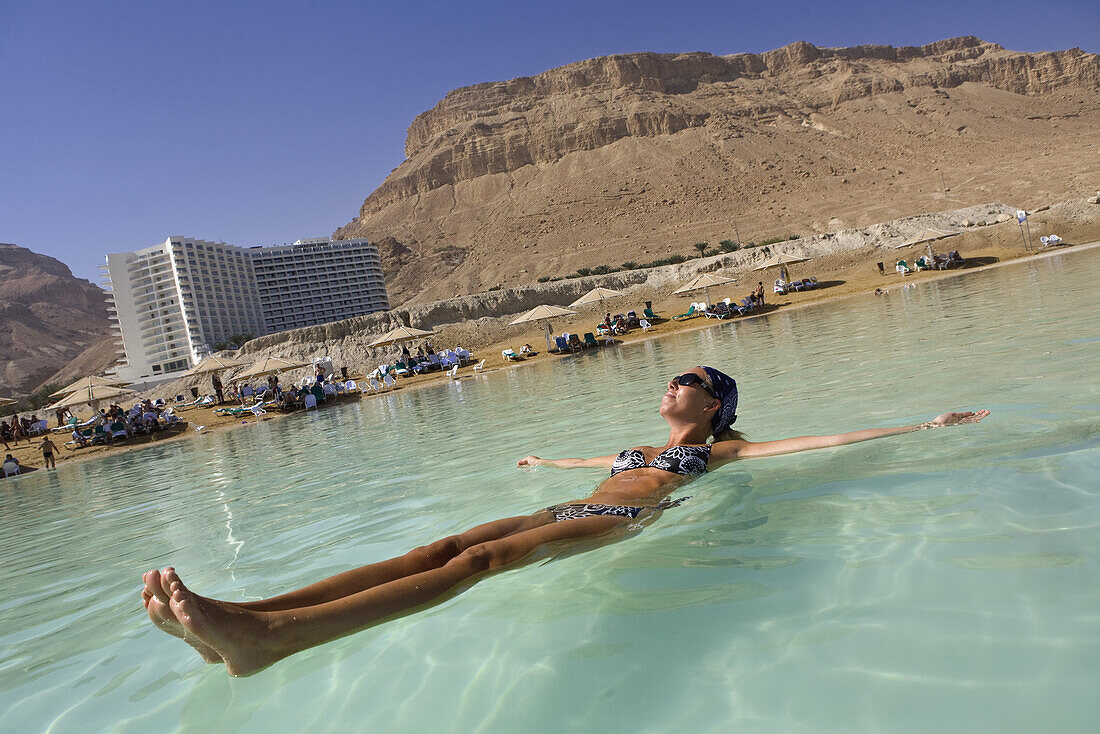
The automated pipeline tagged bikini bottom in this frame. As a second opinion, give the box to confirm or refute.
[544,497,688,523]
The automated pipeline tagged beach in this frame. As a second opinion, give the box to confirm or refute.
[5,199,1097,477]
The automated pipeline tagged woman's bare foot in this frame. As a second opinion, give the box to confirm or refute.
[142,569,222,663]
[166,569,287,677]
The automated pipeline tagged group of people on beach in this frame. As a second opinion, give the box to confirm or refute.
[0,413,44,448]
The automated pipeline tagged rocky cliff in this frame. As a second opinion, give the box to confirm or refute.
[335,37,1100,305]
[0,244,113,395]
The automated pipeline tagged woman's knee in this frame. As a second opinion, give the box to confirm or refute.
[411,535,464,565]
[450,542,513,573]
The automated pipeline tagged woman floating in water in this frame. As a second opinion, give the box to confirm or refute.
[142,366,988,676]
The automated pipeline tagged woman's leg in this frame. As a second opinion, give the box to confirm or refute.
[145,513,540,615]
[165,515,628,676]
[142,513,545,660]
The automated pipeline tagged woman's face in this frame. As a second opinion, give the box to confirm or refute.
[660,367,719,425]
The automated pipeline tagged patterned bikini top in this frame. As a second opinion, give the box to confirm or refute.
[609,444,712,477]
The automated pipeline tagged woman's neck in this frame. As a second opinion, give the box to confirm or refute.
[663,424,711,447]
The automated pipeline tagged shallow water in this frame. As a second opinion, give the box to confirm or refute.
[2,248,1098,733]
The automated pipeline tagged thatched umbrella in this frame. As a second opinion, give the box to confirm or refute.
[185,355,249,376]
[231,357,309,382]
[510,304,578,352]
[46,384,135,411]
[569,286,625,308]
[672,273,736,306]
[753,252,812,283]
[895,228,959,261]
[367,325,435,348]
[50,375,131,399]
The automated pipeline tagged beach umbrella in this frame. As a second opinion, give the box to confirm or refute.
[185,355,249,376]
[510,304,578,352]
[231,357,309,382]
[46,384,135,410]
[753,252,812,283]
[569,286,626,308]
[50,375,131,399]
[896,228,959,248]
[367,325,435,348]
[895,227,960,260]
[672,273,736,306]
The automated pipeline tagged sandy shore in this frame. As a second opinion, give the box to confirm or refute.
[4,223,1097,478]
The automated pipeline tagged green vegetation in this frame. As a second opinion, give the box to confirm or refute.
[529,232,796,283]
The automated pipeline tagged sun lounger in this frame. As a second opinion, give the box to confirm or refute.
[673,305,698,321]
[896,260,912,275]
[704,303,731,319]
[383,374,397,389]
[644,307,659,321]
[393,361,411,377]
[583,332,599,348]
[502,348,523,361]
[109,421,128,439]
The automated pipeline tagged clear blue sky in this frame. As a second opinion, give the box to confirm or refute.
[2,0,1096,283]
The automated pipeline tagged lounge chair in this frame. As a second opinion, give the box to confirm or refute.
[344,380,360,394]
[896,260,912,275]
[583,332,599,348]
[915,256,932,271]
[91,424,109,445]
[383,374,397,389]
[502,348,523,361]
[704,303,731,319]
[643,307,659,321]
[393,361,411,377]
[456,347,472,365]
[323,382,338,399]
[3,461,19,477]
[110,421,128,440]
[774,279,789,295]
[304,394,318,411]
[673,305,698,321]
[553,335,568,353]
[367,378,381,392]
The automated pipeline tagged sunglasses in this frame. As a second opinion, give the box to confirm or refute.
[671,373,717,399]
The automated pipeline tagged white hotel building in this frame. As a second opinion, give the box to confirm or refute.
[103,236,389,382]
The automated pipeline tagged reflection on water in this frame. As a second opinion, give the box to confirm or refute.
[1,248,1099,733]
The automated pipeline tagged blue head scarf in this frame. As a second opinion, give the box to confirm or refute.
[700,366,738,436]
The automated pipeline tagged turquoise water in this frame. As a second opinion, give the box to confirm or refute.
[2,248,1098,733]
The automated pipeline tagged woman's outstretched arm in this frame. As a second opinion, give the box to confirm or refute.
[710,410,990,464]
[517,454,618,469]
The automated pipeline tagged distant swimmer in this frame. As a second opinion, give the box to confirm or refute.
[141,366,990,676]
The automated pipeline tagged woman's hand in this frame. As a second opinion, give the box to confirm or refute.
[929,410,991,428]
[517,456,541,468]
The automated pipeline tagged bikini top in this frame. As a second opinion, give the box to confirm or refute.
[610,444,711,477]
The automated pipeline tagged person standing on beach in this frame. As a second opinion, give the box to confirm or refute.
[39,436,56,470]
[211,374,224,404]
[754,282,765,306]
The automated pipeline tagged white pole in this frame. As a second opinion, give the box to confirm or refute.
[544,321,553,353]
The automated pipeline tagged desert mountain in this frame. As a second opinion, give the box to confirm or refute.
[335,37,1100,305]
[0,243,112,396]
